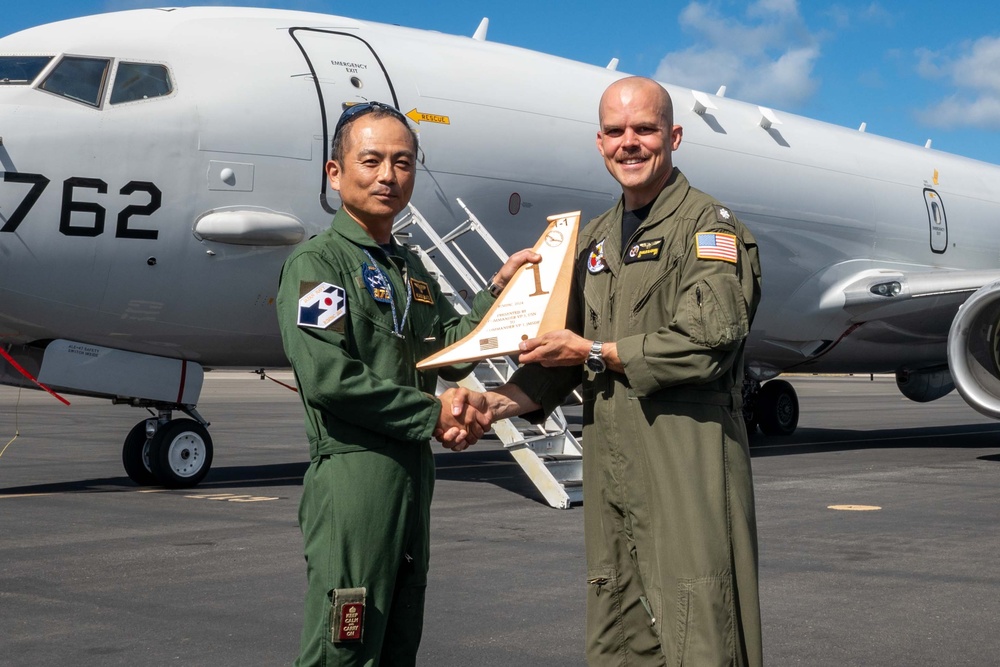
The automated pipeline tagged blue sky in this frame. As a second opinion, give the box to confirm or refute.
[5,1,1000,164]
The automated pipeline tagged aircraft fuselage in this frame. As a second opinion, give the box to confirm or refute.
[2,7,999,377]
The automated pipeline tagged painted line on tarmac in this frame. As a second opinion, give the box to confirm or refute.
[0,493,54,499]
[184,493,280,502]
[828,504,882,511]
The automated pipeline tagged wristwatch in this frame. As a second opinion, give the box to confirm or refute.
[586,340,606,373]
[487,274,503,297]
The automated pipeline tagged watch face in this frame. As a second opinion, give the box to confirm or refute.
[587,356,606,373]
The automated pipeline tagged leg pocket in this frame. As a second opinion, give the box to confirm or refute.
[675,573,735,667]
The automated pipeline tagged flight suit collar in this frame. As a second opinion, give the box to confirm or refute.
[594,168,689,276]
[631,167,688,237]
[330,208,391,253]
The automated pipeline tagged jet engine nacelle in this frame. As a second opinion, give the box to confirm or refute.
[895,366,954,403]
[947,281,1000,419]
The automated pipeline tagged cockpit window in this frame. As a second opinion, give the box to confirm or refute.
[111,62,172,104]
[0,56,53,85]
[39,56,110,107]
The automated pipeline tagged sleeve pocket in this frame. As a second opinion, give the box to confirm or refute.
[687,273,749,348]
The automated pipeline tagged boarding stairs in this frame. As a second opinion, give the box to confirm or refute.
[393,202,583,509]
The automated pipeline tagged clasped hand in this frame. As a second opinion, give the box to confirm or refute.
[434,387,493,451]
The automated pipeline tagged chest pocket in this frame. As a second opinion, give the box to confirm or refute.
[582,269,612,336]
[630,252,681,316]
[348,270,395,336]
[406,291,443,359]
[686,272,749,348]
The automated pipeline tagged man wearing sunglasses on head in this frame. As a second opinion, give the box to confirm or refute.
[277,101,539,666]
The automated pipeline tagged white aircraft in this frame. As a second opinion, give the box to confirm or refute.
[2,7,1000,489]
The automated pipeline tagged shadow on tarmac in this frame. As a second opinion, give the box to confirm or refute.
[4,422,997,499]
[0,461,309,496]
[749,423,1000,457]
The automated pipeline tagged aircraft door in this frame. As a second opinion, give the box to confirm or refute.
[290,29,399,213]
[924,188,948,254]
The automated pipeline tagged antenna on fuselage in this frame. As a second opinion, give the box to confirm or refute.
[473,18,489,41]
[606,58,619,71]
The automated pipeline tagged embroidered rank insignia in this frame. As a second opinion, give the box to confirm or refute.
[362,264,392,303]
[714,205,735,225]
[297,282,346,329]
[695,232,738,263]
[587,238,607,274]
[623,238,664,265]
[410,278,434,305]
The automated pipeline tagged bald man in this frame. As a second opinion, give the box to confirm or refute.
[477,76,764,665]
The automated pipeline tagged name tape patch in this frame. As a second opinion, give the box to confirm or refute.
[410,278,434,305]
[623,238,664,264]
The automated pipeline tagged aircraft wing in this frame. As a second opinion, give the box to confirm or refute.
[833,267,1000,344]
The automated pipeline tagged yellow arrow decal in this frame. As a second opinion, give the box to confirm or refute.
[406,109,451,125]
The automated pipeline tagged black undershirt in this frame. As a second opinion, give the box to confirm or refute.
[621,200,655,256]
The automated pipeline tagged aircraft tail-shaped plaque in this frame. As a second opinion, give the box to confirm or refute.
[416,211,580,370]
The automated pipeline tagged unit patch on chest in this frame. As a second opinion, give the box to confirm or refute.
[587,238,608,274]
[362,264,392,303]
[410,278,434,305]
[297,281,346,330]
[623,238,664,264]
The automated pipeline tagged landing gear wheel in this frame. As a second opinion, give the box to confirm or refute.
[757,379,799,436]
[122,420,157,486]
[149,419,213,488]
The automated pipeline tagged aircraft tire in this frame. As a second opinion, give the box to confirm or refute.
[122,420,158,486]
[757,379,799,436]
[149,419,213,488]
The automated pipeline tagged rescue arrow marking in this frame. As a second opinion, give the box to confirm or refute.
[406,109,450,125]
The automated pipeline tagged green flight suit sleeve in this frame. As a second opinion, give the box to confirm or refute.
[277,250,441,444]
[618,210,761,397]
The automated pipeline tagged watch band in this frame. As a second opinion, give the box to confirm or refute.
[487,274,503,297]
[587,340,606,373]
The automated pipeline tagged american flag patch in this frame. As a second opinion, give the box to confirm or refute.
[479,337,499,351]
[695,232,738,263]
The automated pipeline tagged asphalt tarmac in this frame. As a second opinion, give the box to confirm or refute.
[1,373,999,666]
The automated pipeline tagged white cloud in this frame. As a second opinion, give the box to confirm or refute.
[824,2,893,30]
[917,36,1000,129]
[654,0,821,108]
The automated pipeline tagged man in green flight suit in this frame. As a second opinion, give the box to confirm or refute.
[452,76,764,665]
[277,102,538,666]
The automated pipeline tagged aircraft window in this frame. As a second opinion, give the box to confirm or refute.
[0,56,53,84]
[110,62,172,104]
[39,56,110,107]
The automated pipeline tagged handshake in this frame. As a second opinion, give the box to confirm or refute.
[432,387,496,452]
[428,328,607,451]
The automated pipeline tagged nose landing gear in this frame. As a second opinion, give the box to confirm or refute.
[120,408,214,488]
